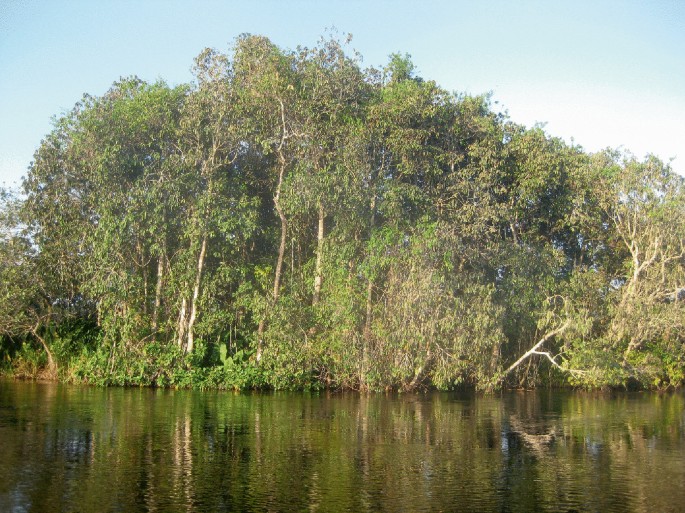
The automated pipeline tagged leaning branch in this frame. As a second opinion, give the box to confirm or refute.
[501,320,571,380]
[530,350,588,376]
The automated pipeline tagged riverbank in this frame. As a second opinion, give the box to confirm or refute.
[1,343,676,393]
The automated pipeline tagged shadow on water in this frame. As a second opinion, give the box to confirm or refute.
[0,382,683,512]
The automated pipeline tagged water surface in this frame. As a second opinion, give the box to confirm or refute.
[1,381,683,512]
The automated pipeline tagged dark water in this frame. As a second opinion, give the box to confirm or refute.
[1,381,684,513]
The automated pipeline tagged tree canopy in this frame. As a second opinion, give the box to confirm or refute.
[1,34,683,391]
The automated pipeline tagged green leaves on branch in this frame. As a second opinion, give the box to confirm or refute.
[2,34,683,391]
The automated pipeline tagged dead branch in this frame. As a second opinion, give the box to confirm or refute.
[500,320,571,381]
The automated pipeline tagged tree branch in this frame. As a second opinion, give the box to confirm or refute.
[501,320,571,380]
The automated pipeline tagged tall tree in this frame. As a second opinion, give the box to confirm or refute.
[232,35,303,359]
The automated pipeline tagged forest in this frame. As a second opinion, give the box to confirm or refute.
[1,35,683,391]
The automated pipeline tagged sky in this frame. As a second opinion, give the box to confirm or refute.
[1,0,684,188]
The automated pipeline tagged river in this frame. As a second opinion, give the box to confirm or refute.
[0,381,683,512]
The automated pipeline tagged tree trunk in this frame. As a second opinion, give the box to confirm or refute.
[362,195,377,386]
[364,195,376,334]
[312,202,325,305]
[186,235,208,354]
[489,340,501,376]
[272,158,287,302]
[177,296,188,350]
[407,349,431,391]
[151,250,165,337]
[32,323,56,379]
[510,220,519,245]
[256,153,288,362]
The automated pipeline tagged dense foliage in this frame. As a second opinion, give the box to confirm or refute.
[1,35,683,390]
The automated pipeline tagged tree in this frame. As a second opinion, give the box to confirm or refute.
[232,35,303,360]
[5,34,684,391]
[0,188,74,377]
[599,154,685,385]
[174,48,255,355]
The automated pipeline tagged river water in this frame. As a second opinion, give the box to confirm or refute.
[0,381,683,512]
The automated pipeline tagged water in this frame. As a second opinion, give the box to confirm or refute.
[0,381,683,512]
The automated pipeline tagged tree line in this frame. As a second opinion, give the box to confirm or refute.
[1,34,683,390]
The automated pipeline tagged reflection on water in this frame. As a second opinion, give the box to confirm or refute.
[0,381,683,512]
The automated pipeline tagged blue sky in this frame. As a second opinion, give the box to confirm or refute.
[1,0,684,187]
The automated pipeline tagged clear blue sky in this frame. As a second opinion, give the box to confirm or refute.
[1,0,684,187]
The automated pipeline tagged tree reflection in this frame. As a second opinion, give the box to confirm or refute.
[0,384,683,512]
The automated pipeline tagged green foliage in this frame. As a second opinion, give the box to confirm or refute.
[2,35,683,392]
[8,341,47,379]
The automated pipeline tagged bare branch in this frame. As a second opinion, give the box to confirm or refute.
[501,320,571,379]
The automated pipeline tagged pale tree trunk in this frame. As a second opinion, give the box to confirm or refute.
[186,235,208,354]
[177,296,188,350]
[489,341,501,376]
[510,220,519,245]
[256,97,293,362]
[407,348,431,391]
[312,202,325,305]
[611,214,661,349]
[272,156,287,302]
[137,239,148,315]
[612,210,660,308]
[621,238,659,307]
[256,153,287,361]
[182,161,214,355]
[364,195,376,335]
[151,252,164,337]
[32,324,57,379]
[362,194,376,387]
